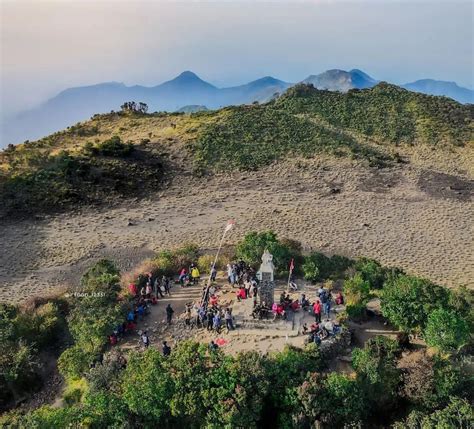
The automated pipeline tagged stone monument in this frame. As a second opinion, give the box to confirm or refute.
[257,249,275,306]
[257,249,275,282]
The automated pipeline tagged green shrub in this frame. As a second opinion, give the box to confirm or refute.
[154,243,199,276]
[346,303,367,320]
[84,136,134,157]
[302,252,352,282]
[63,377,89,405]
[264,343,323,422]
[343,273,371,306]
[122,349,173,424]
[354,257,387,289]
[204,351,270,428]
[381,275,450,333]
[58,345,96,380]
[13,302,63,347]
[235,231,301,275]
[424,309,470,353]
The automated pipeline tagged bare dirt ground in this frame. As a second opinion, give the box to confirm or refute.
[0,152,473,303]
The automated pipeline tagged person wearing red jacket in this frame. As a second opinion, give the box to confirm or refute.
[313,300,322,323]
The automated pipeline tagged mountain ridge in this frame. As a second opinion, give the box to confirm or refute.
[1,81,472,217]
[2,69,472,146]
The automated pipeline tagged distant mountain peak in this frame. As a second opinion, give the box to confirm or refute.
[176,70,200,80]
[160,70,217,90]
[302,68,376,92]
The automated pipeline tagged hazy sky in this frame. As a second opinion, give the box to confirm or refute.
[1,0,473,116]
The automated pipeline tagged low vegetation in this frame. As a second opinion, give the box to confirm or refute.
[1,83,472,216]
[0,135,163,214]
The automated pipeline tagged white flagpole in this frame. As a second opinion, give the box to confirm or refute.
[201,220,234,309]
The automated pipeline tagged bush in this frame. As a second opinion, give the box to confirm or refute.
[63,377,89,406]
[264,344,323,423]
[381,275,450,333]
[343,273,371,306]
[302,252,353,282]
[204,351,269,428]
[58,345,96,380]
[13,302,63,347]
[84,136,134,157]
[354,257,387,289]
[154,243,199,277]
[0,301,66,407]
[235,231,301,275]
[85,350,124,394]
[424,308,470,353]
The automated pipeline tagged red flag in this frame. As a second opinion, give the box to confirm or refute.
[289,258,295,272]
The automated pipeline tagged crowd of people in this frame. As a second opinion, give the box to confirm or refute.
[107,259,346,354]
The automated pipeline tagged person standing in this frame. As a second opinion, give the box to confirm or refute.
[224,308,234,331]
[166,304,174,324]
[154,276,164,298]
[323,298,331,320]
[162,341,171,356]
[213,312,222,333]
[141,331,150,348]
[313,300,322,323]
[207,310,214,331]
[210,264,217,282]
[163,275,171,295]
[191,266,200,284]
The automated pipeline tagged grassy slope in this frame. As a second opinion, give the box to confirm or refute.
[0,83,472,215]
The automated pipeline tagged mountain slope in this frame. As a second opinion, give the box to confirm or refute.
[1,72,291,145]
[1,83,472,216]
[402,79,474,104]
[276,82,473,145]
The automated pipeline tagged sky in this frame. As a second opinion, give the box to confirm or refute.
[1,0,473,117]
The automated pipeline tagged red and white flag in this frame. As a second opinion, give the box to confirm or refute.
[289,258,295,273]
[224,219,235,233]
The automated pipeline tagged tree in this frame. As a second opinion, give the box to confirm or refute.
[164,341,213,425]
[121,349,173,423]
[203,351,269,428]
[424,308,470,353]
[400,352,461,409]
[393,397,474,429]
[302,252,331,282]
[120,101,148,114]
[264,344,323,425]
[295,372,366,428]
[381,275,449,333]
[352,336,401,410]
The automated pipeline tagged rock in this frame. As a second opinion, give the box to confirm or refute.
[329,188,341,194]
[148,217,155,222]
[127,221,135,226]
